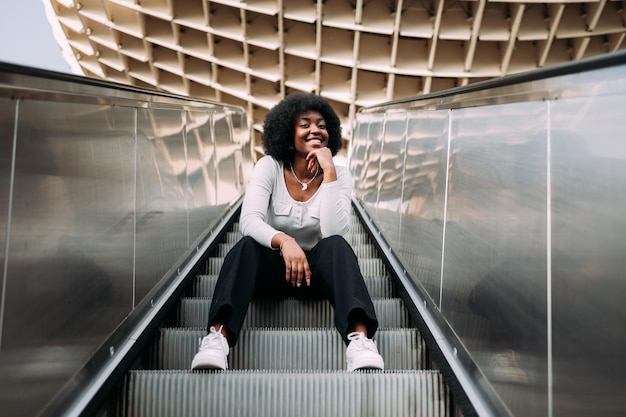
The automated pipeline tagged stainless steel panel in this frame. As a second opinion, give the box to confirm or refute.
[0,68,251,417]
[213,111,246,205]
[229,109,253,183]
[397,110,449,303]
[0,97,15,304]
[350,57,626,416]
[355,113,385,210]
[377,111,407,214]
[348,112,371,199]
[135,107,188,303]
[1,99,135,417]
[185,109,252,247]
[550,90,626,417]
[445,102,549,416]
[186,110,219,244]
[366,112,405,268]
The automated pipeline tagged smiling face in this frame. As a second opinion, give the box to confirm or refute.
[293,110,329,157]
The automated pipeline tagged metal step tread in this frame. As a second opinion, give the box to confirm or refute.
[158,327,426,371]
[192,274,394,298]
[176,298,411,329]
[213,242,380,258]
[120,209,451,417]
[204,256,387,276]
[221,231,372,246]
[229,219,367,234]
[122,370,447,417]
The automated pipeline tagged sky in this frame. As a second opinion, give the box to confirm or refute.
[0,0,72,73]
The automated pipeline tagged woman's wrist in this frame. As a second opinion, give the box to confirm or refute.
[321,165,337,183]
[279,237,295,253]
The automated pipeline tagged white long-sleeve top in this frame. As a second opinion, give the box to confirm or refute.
[239,155,352,250]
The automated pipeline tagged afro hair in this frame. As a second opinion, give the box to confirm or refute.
[261,93,342,164]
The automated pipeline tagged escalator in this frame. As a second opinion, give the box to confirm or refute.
[4,52,625,417]
[117,207,453,417]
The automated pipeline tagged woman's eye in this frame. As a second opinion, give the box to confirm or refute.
[319,125,326,130]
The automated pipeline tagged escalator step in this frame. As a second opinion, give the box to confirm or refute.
[118,207,455,417]
[228,220,367,235]
[158,328,425,371]
[222,231,372,246]
[121,370,447,417]
[177,298,411,329]
[192,274,394,298]
[213,242,379,259]
[205,257,387,276]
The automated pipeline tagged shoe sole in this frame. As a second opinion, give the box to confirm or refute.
[191,355,227,371]
[191,363,226,371]
[347,357,384,372]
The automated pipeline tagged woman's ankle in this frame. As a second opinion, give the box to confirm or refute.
[351,323,368,338]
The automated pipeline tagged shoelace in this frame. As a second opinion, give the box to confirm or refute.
[199,325,226,351]
[347,331,377,351]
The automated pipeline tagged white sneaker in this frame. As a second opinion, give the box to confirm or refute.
[191,325,229,370]
[346,331,384,372]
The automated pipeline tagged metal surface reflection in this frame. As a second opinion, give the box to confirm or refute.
[135,107,188,303]
[446,102,549,416]
[0,97,15,288]
[550,93,626,417]
[0,67,251,417]
[214,111,247,204]
[350,55,626,417]
[398,111,449,302]
[2,99,135,417]
[350,113,384,208]
[186,110,219,241]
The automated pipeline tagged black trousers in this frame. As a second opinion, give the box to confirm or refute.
[207,235,378,346]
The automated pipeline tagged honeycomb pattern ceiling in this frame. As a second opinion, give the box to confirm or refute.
[45,0,626,146]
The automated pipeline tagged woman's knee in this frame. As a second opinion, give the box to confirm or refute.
[237,235,257,247]
[230,235,262,253]
[317,235,351,251]
[310,236,360,279]
[223,235,263,264]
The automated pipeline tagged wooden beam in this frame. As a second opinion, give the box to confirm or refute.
[538,3,565,67]
[464,0,487,71]
[501,3,525,74]
[427,0,445,71]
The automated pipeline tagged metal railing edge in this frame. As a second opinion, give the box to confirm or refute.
[0,61,245,112]
[356,50,626,113]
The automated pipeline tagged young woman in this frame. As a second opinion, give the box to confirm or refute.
[191,93,384,372]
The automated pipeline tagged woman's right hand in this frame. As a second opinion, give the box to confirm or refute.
[280,238,311,287]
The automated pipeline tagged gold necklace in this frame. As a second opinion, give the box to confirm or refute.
[290,163,319,190]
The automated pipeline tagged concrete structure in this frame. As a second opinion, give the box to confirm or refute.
[45,0,626,147]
